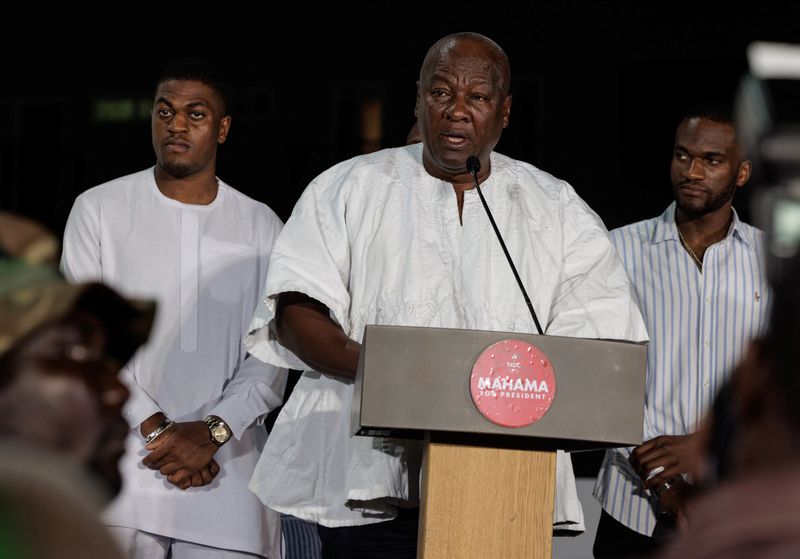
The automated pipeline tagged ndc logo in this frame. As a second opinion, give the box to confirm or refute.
[470,339,556,428]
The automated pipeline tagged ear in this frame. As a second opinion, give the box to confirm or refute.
[501,95,512,129]
[736,159,752,188]
[217,115,231,145]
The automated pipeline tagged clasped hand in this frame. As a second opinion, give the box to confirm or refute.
[142,420,220,490]
[629,434,695,523]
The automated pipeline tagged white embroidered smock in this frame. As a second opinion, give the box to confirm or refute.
[246,144,648,530]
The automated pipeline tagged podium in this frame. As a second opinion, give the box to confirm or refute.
[352,325,647,559]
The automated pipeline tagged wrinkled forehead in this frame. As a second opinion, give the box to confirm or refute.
[154,79,224,112]
[421,38,508,92]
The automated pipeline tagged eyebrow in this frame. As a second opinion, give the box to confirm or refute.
[155,97,211,110]
[674,145,728,157]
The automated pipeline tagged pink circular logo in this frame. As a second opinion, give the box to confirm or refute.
[470,339,556,428]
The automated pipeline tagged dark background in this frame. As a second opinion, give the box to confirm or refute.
[3,2,798,474]
[3,2,798,236]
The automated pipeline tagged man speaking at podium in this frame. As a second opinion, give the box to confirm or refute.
[246,32,648,558]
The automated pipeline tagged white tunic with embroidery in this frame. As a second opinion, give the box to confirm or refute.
[61,168,286,557]
[246,144,648,531]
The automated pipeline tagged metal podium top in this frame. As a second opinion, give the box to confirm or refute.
[352,325,647,450]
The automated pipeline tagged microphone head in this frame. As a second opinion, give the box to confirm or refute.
[466,156,481,175]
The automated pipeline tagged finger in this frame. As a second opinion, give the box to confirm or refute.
[143,454,164,470]
[165,475,186,489]
[190,471,205,487]
[636,447,678,471]
[200,466,214,485]
[648,467,684,488]
[142,449,158,468]
[208,459,220,476]
[635,435,681,458]
[632,454,674,484]
[167,468,191,487]
[144,427,176,452]
[142,442,174,468]
[631,437,663,459]
[646,472,667,489]
[158,461,182,477]
[154,441,215,474]
[630,453,664,480]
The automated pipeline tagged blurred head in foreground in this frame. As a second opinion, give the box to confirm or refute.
[0,261,154,496]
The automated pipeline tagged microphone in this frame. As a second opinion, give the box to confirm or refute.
[467,156,544,335]
[466,155,481,175]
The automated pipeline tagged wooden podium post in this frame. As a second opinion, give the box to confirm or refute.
[418,440,555,559]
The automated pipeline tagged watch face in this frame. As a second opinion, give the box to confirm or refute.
[211,424,230,443]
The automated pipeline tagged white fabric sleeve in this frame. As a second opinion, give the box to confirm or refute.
[546,183,648,343]
[543,184,647,532]
[246,175,353,370]
[213,211,288,439]
[208,354,287,440]
[553,450,585,532]
[60,194,164,430]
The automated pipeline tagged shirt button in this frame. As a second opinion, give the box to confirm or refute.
[704,340,710,346]
[705,296,711,303]
[703,381,710,387]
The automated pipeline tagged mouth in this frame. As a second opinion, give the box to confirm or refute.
[678,182,707,196]
[165,138,190,154]
[439,132,471,150]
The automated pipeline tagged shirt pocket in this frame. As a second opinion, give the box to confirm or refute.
[201,237,259,305]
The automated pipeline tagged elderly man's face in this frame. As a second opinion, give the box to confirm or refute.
[416,38,511,183]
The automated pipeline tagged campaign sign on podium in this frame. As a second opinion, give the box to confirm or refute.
[351,325,647,559]
[469,338,557,428]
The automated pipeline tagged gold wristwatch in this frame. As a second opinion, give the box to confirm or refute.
[203,415,232,446]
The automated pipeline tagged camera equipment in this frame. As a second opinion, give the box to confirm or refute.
[735,41,800,282]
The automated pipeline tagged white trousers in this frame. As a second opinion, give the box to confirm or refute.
[109,527,268,559]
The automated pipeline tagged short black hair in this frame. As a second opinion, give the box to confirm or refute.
[682,102,734,126]
[156,58,230,115]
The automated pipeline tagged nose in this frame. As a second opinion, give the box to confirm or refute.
[168,112,189,133]
[683,158,705,180]
[444,93,470,122]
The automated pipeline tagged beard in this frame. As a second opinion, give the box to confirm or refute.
[673,177,737,218]
[158,159,194,179]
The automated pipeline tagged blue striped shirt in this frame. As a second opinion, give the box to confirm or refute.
[593,202,772,535]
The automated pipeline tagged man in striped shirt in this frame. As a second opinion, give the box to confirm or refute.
[592,104,772,557]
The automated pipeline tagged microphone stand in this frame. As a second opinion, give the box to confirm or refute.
[467,155,544,336]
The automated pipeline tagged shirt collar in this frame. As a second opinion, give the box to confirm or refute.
[651,202,752,246]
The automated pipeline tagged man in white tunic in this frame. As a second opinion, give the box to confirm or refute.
[246,33,647,558]
[61,59,285,559]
